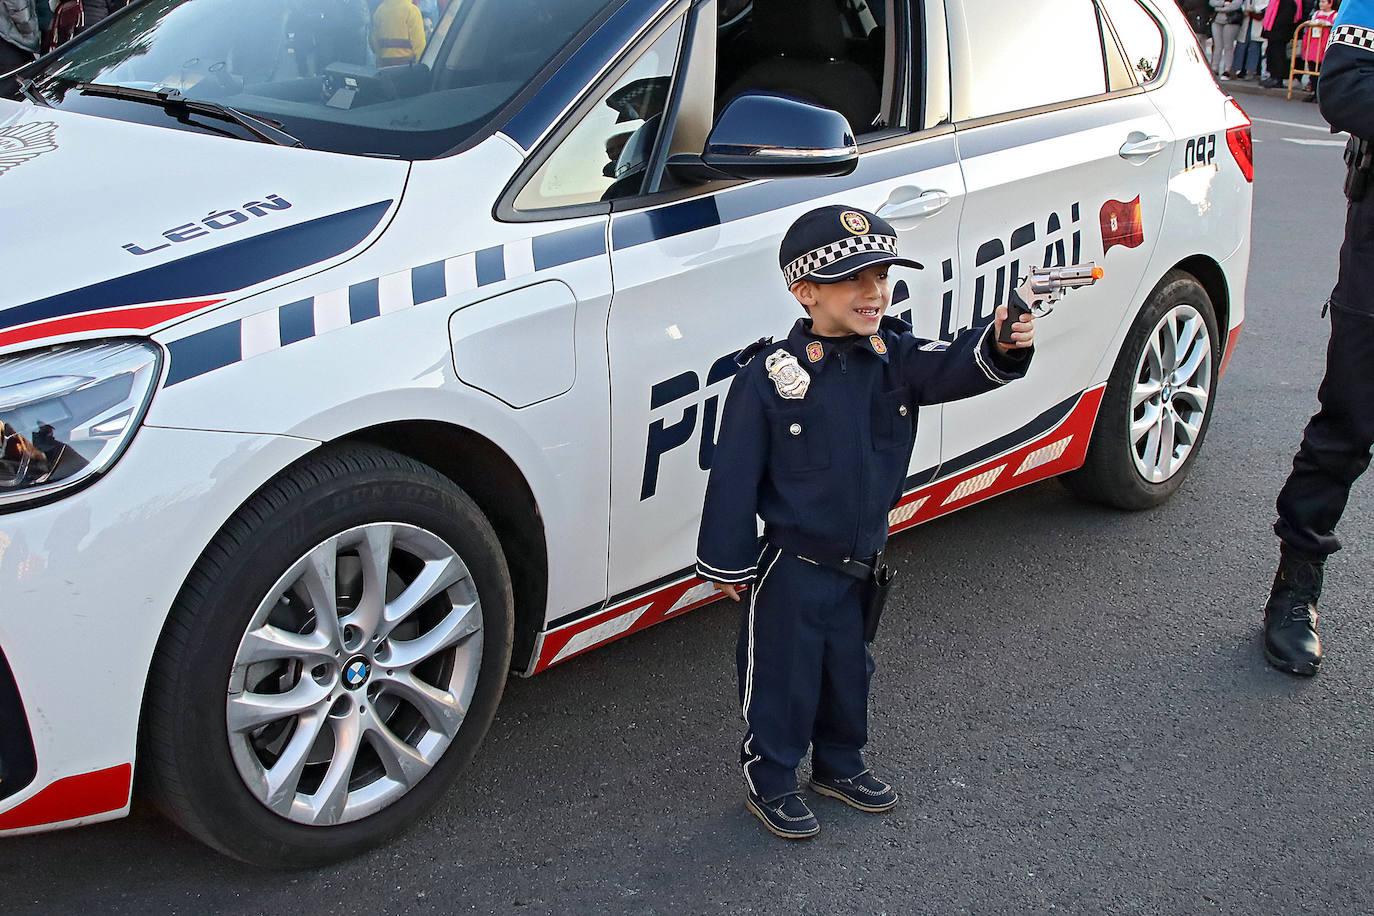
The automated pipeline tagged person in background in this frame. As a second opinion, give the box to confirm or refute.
[1180,0,1217,55]
[79,0,124,31]
[1212,0,1245,78]
[1234,0,1270,78]
[1299,0,1339,96]
[0,0,38,97]
[1261,0,1307,87]
[370,0,425,66]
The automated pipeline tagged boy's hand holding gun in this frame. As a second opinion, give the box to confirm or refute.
[997,262,1105,350]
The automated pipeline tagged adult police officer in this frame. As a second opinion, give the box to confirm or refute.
[1261,0,1374,676]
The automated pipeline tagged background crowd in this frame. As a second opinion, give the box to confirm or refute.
[1178,0,1341,98]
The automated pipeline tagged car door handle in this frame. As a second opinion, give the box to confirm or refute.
[876,189,951,221]
[1119,134,1168,160]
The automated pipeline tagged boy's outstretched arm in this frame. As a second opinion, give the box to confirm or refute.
[696,368,768,599]
[899,305,1034,405]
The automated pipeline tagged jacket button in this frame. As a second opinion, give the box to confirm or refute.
[899,405,908,416]
[789,423,802,436]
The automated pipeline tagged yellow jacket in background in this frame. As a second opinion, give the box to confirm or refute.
[371,0,426,65]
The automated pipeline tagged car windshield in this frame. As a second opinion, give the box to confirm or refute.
[23,0,617,158]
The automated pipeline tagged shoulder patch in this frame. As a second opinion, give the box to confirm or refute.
[735,336,773,367]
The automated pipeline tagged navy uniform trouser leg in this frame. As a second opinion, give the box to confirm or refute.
[1274,204,1374,559]
[737,546,873,801]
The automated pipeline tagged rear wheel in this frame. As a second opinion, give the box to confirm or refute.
[141,444,513,867]
[1063,270,1220,509]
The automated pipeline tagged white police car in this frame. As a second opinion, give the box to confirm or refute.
[0,0,1251,864]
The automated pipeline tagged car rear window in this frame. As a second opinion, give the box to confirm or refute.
[959,0,1108,120]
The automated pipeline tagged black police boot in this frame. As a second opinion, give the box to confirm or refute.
[1261,549,1325,676]
[746,791,820,839]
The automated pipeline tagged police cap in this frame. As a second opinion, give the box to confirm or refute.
[779,205,923,287]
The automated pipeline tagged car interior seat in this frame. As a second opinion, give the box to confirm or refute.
[718,0,880,134]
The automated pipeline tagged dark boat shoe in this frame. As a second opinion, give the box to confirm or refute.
[809,769,899,812]
[746,791,820,839]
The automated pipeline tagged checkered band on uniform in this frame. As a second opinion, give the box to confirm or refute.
[1331,24,1374,51]
[783,233,900,285]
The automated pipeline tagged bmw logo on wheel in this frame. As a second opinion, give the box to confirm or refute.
[342,656,370,690]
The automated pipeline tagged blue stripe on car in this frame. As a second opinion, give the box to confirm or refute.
[532,223,607,270]
[475,246,506,286]
[279,299,316,346]
[164,321,243,386]
[1,201,393,334]
[349,278,380,323]
[411,261,446,304]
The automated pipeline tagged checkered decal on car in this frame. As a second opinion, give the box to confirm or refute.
[163,224,606,386]
[1331,24,1374,51]
[782,233,900,285]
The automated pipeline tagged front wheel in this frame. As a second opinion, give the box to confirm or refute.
[1062,270,1220,509]
[141,444,514,867]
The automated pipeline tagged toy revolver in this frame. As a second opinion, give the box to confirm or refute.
[998,262,1104,345]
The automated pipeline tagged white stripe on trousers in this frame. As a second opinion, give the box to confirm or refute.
[740,546,783,797]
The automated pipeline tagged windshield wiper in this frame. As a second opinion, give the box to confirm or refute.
[75,82,302,147]
[16,78,50,107]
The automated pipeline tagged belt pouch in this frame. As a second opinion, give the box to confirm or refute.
[862,560,895,643]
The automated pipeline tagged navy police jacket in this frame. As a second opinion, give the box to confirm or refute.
[1320,2,1374,314]
[695,316,1031,584]
[1320,1,1374,143]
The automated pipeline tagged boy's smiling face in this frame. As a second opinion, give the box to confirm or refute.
[790,265,892,337]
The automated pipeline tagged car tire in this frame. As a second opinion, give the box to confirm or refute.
[1062,270,1220,510]
[140,443,513,867]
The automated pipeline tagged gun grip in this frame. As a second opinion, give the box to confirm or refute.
[999,290,1032,345]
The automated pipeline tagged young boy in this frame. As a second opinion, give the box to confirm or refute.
[696,205,1035,839]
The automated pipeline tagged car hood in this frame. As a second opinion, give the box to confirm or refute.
[0,101,409,353]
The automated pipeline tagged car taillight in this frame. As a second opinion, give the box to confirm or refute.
[1226,99,1254,182]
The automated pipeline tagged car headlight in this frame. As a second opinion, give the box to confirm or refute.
[0,340,162,510]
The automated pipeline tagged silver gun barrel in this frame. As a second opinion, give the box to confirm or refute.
[1028,262,1100,292]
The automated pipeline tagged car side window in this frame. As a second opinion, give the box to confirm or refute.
[959,0,1108,119]
[715,0,901,134]
[514,18,685,211]
[1097,0,1167,84]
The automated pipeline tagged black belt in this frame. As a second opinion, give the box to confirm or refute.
[794,552,879,581]
[766,526,879,580]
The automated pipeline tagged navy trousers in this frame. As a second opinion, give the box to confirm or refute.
[1274,195,1374,558]
[1274,305,1374,557]
[738,545,874,801]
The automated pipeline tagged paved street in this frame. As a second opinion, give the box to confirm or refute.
[3,91,1371,915]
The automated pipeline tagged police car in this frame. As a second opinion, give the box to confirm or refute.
[0,0,1251,864]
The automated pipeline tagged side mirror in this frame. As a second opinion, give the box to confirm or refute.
[668,92,858,182]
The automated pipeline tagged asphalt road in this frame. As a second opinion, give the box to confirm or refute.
[4,91,1371,915]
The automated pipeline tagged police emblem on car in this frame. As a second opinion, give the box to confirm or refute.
[766,350,810,399]
[0,121,58,177]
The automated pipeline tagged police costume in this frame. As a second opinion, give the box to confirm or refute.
[695,206,1031,834]
[1263,1,1374,676]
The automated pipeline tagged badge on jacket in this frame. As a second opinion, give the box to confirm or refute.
[766,350,810,400]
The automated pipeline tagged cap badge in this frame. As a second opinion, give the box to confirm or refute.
[805,341,824,362]
[840,210,870,235]
[765,350,810,400]
[869,335,887,355]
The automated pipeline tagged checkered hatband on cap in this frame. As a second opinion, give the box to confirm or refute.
[783,233,901,285]
[1331,24,1374,51]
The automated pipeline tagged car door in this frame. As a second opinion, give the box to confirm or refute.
[603,0,965,603]
[939,0,1174,481]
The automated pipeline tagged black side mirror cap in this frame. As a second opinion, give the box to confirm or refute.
[668,92,859,182]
